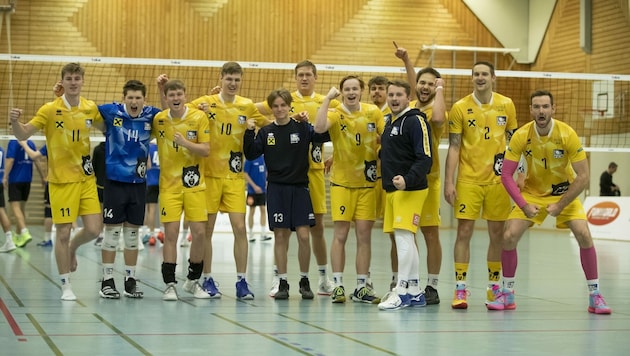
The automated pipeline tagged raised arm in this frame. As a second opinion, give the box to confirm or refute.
[156,74,169,109]
[314,87,339,133]
[394,43,418,101]
[9,109,39,140]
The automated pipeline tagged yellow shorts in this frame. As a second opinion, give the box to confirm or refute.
[454,181,510,221]
[205,177,247,214]
[308,169,327,214]
[49,179,101,224]
[374,179,386,220]
[420,177,441,227]
[508,192,586,228]
[383,189,428,234]
[330,185,376,222]
[160,190,208,223]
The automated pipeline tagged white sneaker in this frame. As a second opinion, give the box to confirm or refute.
[378,291,410,310]
[191,280,210,299]
[269,278,280,297]
[0,239,16,253]
[61,284,77,301]
[317,277,335,296]
[182,279,194,293]
[163,283,178,301]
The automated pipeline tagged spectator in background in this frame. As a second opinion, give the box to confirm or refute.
[599,162,619,196]
[19,143,53,247]
[4,139,36,248]
[0,144,16,253]
[244,155,271,242]
[92,141,106,246]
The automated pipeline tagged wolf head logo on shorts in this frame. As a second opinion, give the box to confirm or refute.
[493,152,504,176]
[229,151,243,173]
[364,160,377,182]
[311,143,323,163]
[551,181,570,196]
[182,164,200,188]
[136,157,147,178]
[82,155,94,176]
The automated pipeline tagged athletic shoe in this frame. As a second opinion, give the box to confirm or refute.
[163,283,178,301]
[378,291,410,310]
[0,239,16,253]
[148,235,156,246]
[99,279,121,299]
[317,277,335,296]
[487,287,517,311]
[141,234,150,244]
[299,277,314,300]
[202,277,222,298]
[424,285,440,305]
[486,283,500,304]
[269,278,280,297]
[331,285,346,303]
[190,280,210,299]
[14,231,32,248]
[389,280,397,291]
[156,231,165,244]
[37,240,53,247]
[409,292,427,307]
[275,279,289,300]
[180,234,191,247]
[94,236,103,246]
[588,291,612,314]
[451,285,469,309]
[124,278,144,299]
[236,279,255,300]
[61,284,77,301]
[351,286,381,304]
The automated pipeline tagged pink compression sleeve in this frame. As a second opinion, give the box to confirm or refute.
[501,159,527,208]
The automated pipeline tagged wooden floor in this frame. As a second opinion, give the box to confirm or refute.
[0,225,628,355]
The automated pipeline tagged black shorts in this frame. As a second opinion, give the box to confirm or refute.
[0,183,5,208]
[146,185,159,204]
[266,182,315,231]
[97,187,104,203]
[103,179,147,225]
[8,182,31,202]
[44,183,52,218]
[247,193,266,207]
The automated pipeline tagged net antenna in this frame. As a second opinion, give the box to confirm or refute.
[0,0,16,123]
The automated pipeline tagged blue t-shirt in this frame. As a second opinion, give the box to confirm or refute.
[40,144,47,158]
[99,103,161,183]
[146,142,159,187]
[244,155,266,194]
[6,140,35,183]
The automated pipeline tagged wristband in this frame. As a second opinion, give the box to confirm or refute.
[436,86,443,90]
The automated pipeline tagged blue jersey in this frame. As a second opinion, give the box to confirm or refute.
[40,144,47,157]
[244,155,267,194]
[146,142,159,187]
[6,139,35,183]
[0,146,5,182]
[99,103,161,183]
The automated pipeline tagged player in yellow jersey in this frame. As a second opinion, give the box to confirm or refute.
[395,45,446,305]
[10,63,103,301]
[152,79,210,301]
[161,62,269,299]
[315,75,384,304]
[488,90,611,314]
[255,60,336,296]
[444,61,517,309]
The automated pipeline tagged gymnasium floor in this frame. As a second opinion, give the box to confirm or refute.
[0,225,628,355]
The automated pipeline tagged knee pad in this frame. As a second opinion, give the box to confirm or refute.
[124,227,140,250]
[101,226,121,251]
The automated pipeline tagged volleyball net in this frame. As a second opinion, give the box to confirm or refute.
[1,53,630,151]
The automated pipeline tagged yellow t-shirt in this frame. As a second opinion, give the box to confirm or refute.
[152,107,210,193]
[191,94,267,179]
[448,92,517,184]
[326,103,384,188]
[506,119,585,197]
[29,95,103,183]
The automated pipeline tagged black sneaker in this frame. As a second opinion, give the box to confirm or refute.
[425,285,440,305]
[124,278,144,299]
[275,279,289,300]
[99,279,120,299]
[299,277,314,300]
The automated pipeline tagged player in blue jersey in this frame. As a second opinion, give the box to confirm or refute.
[95,80,161,299]
[0,144,16,253]
[144,140,162,245]
[4,139,36,247]
[244,155,271,242]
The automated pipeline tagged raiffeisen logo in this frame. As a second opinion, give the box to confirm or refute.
[587,201,620,226]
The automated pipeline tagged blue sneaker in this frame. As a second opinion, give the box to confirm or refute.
[142,234,151,244]
[236,279,254,300]
[409,292,427,307]
[37,240,53,247]
[202,277,222,299]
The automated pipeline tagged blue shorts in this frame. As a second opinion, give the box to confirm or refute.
[266,182,315,231]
